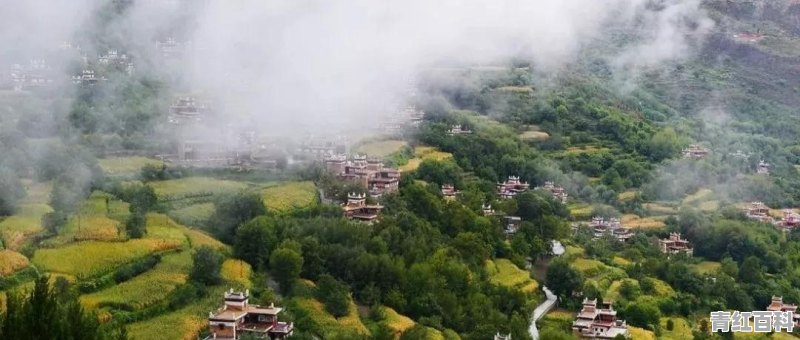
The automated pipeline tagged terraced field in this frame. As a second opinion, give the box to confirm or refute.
[485,258,538,293]
[399,146,454,172]
[168,203,214,227]
[292,297,370,338]
[0,249,29,276]
[127,286,228,340]
[0,180,52,249]
[98,156,164,178]
[261,181,317,212]
[352,140,407,158]
[149,177,249,201]
[32,239,182,278]
[80,251,192,310]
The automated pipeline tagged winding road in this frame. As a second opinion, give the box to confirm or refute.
[529,240,564,340]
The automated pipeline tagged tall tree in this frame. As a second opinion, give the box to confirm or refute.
[190,246,223,285]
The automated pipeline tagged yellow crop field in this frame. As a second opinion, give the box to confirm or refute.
[485,259,538,293]
[564,145,610,155]
[184,229,227,251]
[0,250,29,276]
[98,156,163,178]
[643,203,678,215]
[381,306,415,335]
[519,130,550,141]
[628,326,655,340]
[692,261,721,275]
[221,259,252,289]
[80,252,192,310]
[569,204,593,219]
[399,146,453,172]
[293,297,370,338]
[169,203,214,227]
[352,140,407,158]
[611,256,631,267]
[621,214,665,230]
[149,177,248,200]
[0,203,52,249]
[32,239,182,278]
[261,181,317,212]
[682,188,714,206]
[659,317,693,340]
[617,190,638,202]
[127,286,226,340]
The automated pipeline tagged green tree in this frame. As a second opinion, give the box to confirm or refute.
[209,191,267,242]
[0,167,24,215]
[190,246,223,285]
[234,216,279,270]
[269,247,303,294]
[546,258,583,300]
[647,127,683,161]
[125,212,146,238]
[316,274,351,317]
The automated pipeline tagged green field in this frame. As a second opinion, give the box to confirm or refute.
[0,180,53,250]
[352,140,407,158]
[168,203,214,227]
[32,239,182,278]
[80,251,192,310]
[44,191,130,246]
[691,261,721,275]
[149,177,249,201]
[261,181,317,212]
[484,258,538,293]
[292,297,370,338]
[98,156,164,178]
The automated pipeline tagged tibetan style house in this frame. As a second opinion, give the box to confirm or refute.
[342,193,384,222]
[777,209,800,230]
[205,289,293,340]
[441,184,459,201]
[681,144,709,159]
[590,217,633,242]
[325,154,400,198]
[504,216,522,237]
[745,201,771,223]
[535,181,568,204]
[766,296,800,327]
[482,203,495,216]
[169,96,207,124]
[572,298,629,339]
[497,176,530,199]
[757,160,770,175]
[658,233,693,256]
[447,124,472,135]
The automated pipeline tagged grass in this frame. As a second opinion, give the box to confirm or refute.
[698,200,720,211]
[692,261,721,275]
[32,239,182,278]
[571,258,605,273]
[621,214,666,230]
[399,146,453,172]
[352,140,407,158]
[568,204,593,220]
[643,203,678,215]
[0,250,29,276]
[564,245,585,259]
[149,177,248,201]
[261,181,317,212]
[611,256,631,267]
[682,188,714,206]
[80,251,192,310]
[168,203,214,227]
[519,130,549,141]
[98,156,163,178]
[617,190,638,202]
[563,145,610,155]
[221,259,252,290]
[659,317,693,340]
[127,285,226,340]
[484,259,539,293]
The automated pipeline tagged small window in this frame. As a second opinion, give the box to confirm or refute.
[258,315,268,322]
[218,324,225,330]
